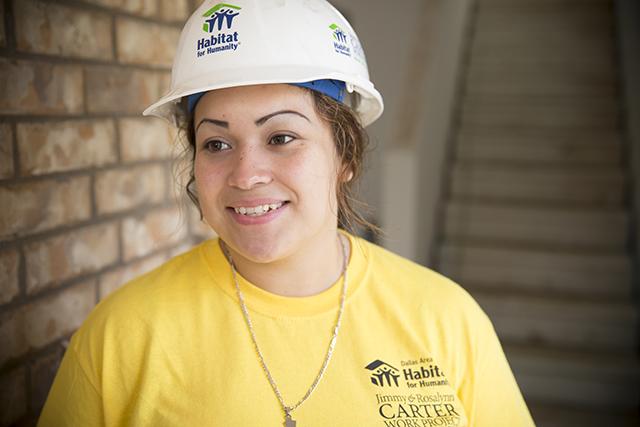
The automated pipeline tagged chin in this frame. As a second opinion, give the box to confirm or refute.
[225,234,288,264]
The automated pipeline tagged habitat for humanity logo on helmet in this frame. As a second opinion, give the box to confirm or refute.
[329,23,351,57]
[196,3,241,58]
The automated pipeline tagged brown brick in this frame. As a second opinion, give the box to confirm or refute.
[0,2,6,48]
[25,224,118,294]
[0,249,20,305]
[0,177,91,239]
[95,164,166,215]
[161,0,190,22]
[122,206,187,260]
[0,124,13,178]
[85,66,167,114]
[29,345,64,412]
[14,0,113,60]
[84,0,158,17]
[120,117,175,162]
[0,281,95,366]
[0,366,27,426]
[0,59,83,115]
[116,18,179,67]
[99,253,166,299]
[17,120,117,176]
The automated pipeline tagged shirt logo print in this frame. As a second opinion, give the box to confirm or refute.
[365,360,401,387]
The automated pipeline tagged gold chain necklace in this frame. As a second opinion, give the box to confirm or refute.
[223,236,349,427]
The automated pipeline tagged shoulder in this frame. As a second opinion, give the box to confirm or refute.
[101,241,209,307]
[356,237,490,326]
[71,240,219,345]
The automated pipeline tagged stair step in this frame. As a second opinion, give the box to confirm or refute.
[443,202,628,251]
[450,165,626,205]
[475,292,638,352]
[473,6,613,62]
[438,244,632,299]
[476,3,613,30]
[457,126,621,145]
[528,403,640,427]
[466,66,616,97]
[472,33,613,62]
[455,132,622,165]
[506,345,640,409]
[480,0,611,4]
[468,58,615,84]
[461,95,620,129]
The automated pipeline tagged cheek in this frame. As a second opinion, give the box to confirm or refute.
[194,156,225,198]
[288,149,340,200]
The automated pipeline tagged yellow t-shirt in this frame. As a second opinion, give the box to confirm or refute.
[39,233,534,426]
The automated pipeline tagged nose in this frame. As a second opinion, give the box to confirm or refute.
[226,145,273,190]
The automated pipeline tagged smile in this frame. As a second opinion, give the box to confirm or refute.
[233,202,286,216]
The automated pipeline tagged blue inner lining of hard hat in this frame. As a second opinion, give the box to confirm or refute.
[187,79,346,113]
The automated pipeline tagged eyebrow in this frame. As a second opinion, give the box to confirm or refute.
[195,109,310,133]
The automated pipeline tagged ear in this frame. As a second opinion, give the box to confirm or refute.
[339,165,354,183]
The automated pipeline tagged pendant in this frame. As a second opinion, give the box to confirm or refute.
[285,412,297,427]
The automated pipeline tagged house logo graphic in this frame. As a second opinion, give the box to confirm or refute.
[196,3,242,57]
[202,3,241,33]
[329,23,351,57]
[365,360,400,387]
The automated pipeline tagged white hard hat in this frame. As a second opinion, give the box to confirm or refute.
[142,0,384,127]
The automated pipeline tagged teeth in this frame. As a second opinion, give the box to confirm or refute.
[234,202,284,216]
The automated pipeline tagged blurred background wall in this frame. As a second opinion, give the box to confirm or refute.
[0,1,212,425]
[0,0,639,426]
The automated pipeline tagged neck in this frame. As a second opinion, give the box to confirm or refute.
[224,231,348,297]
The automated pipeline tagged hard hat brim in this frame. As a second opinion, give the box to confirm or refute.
[143,65,383,127]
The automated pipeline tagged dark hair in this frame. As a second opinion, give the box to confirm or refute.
[178,88,380,237]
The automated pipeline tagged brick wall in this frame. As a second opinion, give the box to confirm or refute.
[0,1,213,425]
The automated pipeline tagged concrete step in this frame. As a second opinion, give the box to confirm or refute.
[461,95,620,129]
[470,44,614,67]
[473,5,613,62]
[443,202,628,251]
[506,345,640,410]
[472,31,613,62]
[476,2,613,30]
[466,64,616,97]
[528,403,640,427]
[437,244,632,299]
[530,406,639,427]
[469,58,615,81]
[475,292,638,352]
[455,131,622,165]
[480,0,611,4]
[450,164,626,205]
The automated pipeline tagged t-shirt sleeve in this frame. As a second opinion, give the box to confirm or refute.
[37,343,104,427]
[459,309,535,426]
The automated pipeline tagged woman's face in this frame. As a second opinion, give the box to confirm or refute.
[193,84,341,264]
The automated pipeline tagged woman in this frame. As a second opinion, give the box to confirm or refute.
[39,1,534,426]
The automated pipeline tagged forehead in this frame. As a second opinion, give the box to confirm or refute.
[194,84,316,121]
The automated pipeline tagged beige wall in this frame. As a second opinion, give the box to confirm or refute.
[0,1,211,425]
[332,0,473,263]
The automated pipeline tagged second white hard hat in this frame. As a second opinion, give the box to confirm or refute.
[142,0,384,127]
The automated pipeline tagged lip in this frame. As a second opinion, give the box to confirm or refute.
[227,199,289,226]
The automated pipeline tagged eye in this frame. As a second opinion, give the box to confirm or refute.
[269,134,295,145]
[203,139,231,152]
